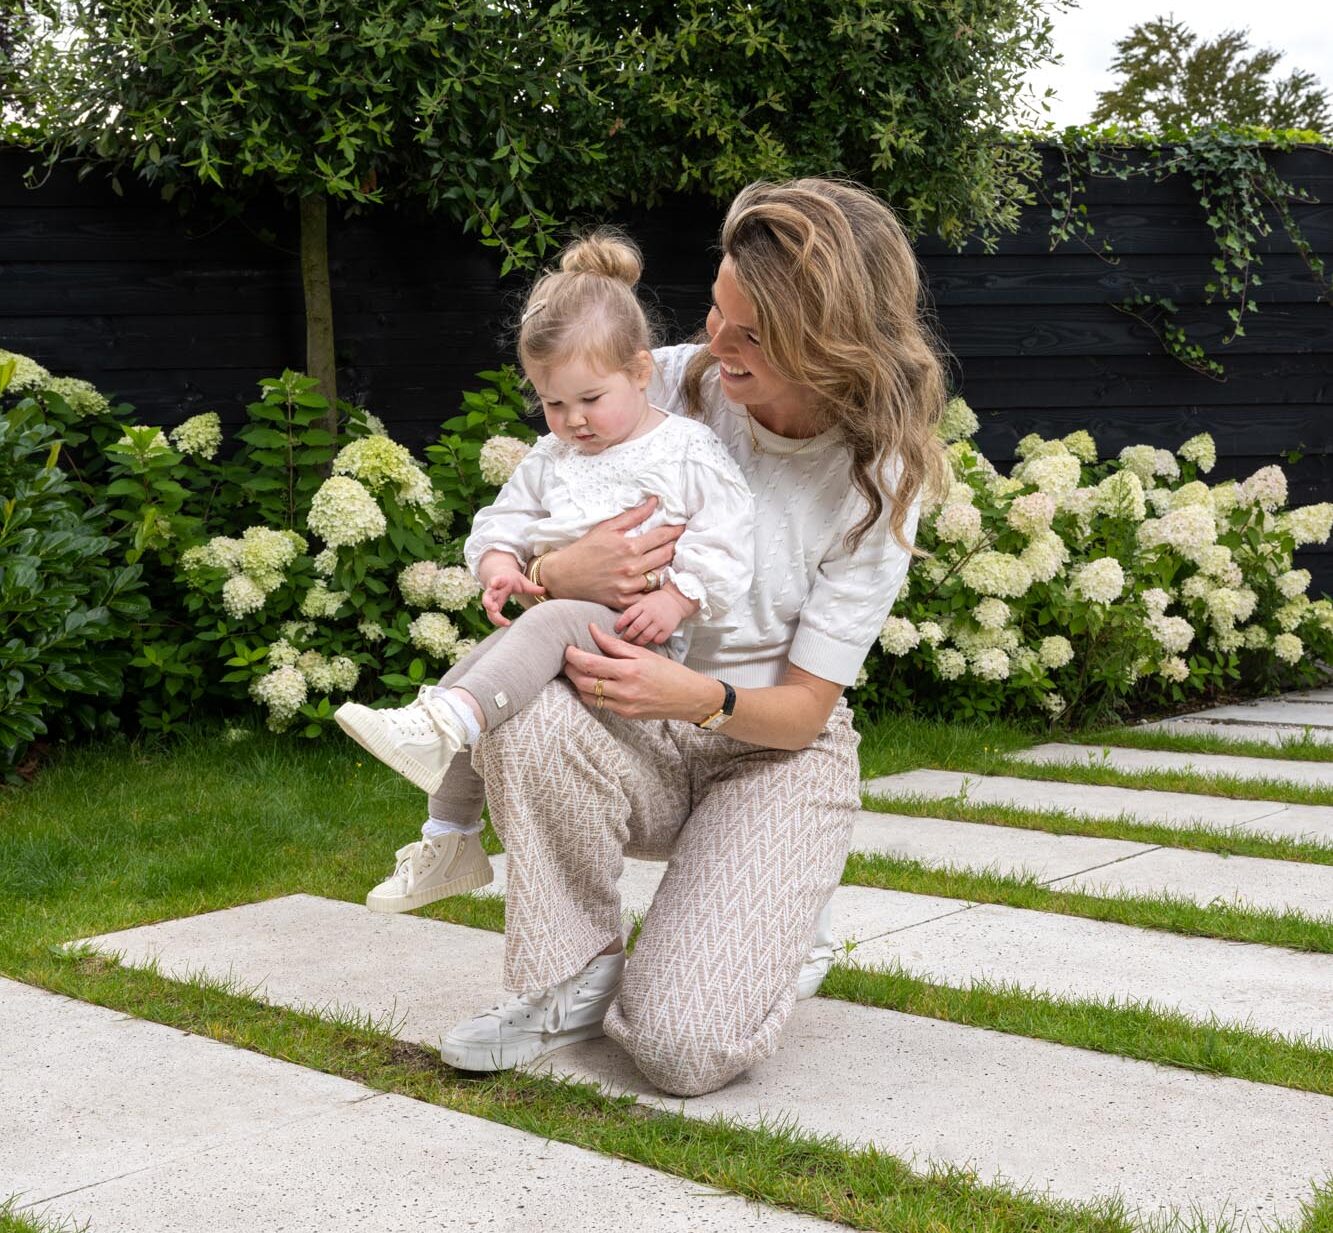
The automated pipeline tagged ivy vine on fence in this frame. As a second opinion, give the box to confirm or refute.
[1035,124,1331,379]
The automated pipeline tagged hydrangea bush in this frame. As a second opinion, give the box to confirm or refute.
[858,399,1333,725]
[0,354,535,743]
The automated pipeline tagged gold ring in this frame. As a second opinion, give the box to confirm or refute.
[594,678,605,710]
[644,570,659,591]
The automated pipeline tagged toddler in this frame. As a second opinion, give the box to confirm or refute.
[335,230,754,893]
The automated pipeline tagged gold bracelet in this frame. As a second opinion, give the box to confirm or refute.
[527,551,549,601]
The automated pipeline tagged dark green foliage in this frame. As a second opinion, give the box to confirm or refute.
[1092,17,1331,134]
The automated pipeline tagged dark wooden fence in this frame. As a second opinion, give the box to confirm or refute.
[4,144,1332,581]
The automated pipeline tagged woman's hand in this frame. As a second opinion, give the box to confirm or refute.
[539,498,684,610]
[564,624,722,722]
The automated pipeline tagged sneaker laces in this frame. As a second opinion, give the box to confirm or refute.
[414,685,461,740]
[477,981,575,1034]
[390,838,442,884]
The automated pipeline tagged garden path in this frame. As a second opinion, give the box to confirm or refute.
[10,689,1333,1231]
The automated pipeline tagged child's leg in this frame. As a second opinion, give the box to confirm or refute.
[445,599,629,733]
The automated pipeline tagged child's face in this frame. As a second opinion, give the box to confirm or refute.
[529,352,652,454]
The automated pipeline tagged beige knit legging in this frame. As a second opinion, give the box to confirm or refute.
[470,678,862,1097]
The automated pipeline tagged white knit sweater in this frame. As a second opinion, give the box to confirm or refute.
[648,343,918,689]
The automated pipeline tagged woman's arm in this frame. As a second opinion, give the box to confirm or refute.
[538,498,684,609]
[564,626,843,752]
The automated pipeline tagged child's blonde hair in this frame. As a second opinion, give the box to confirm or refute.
[518,228,655,378]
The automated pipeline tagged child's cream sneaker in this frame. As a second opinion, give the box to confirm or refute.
[440,950,625,1071]
[365,832,493,913]
[336,686,466,795]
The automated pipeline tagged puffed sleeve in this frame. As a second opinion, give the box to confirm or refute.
[463,441,553,577]
[665,434,755,622]
[788,492,920,686]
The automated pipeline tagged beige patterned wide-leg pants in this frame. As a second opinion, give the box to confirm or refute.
[471,678,861,1097]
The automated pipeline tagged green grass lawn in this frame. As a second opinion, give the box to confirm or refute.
[4,716,1332,1232]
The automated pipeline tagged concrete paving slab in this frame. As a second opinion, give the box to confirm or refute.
[1019,741,1333,788]
[844,900,1333,1044]
[1287,687,1333,703]
[73,900,1333,1228]
[1049,847,1333,921]
[1138,718,1333,745]
[862,769,1333,840]
[545,1001,1333,1230]
[1180,701,1333,727]
[4,978,830,1233]
[850,811,1156,882]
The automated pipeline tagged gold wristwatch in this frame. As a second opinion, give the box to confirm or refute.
[695,681,736,731]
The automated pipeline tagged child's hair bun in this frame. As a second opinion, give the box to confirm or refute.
[559,227,643,286]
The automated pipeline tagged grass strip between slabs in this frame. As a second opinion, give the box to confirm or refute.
[1069,727,1333,763]
[841,851,1333,953]
[859,792,1333,866]
[993,757,1333,807]
[17,949,1157,1233]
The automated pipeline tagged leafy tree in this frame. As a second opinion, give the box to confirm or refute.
[17,1,1064,417]
[1092,16,1331,133]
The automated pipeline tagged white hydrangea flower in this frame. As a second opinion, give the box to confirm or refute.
[960,551,1033,598]
[946,440,997,478]
[479,435,532,486]
[1210,481,1240,517]
[1072,557,1124,605]
[313,546,338,576]
[1158,656,1190,682]
[222,574,267,619]
[452,637,477,660]
[1277,569,1311,600]
[1138,503,1217,563]
[45,375,110,419]
[0,349,52,391]
[1170,481,1211,510]
[1178,433,1216,473]
[1020,530,1068,583]
[1180,574,1210,601]
[1276,596,1311,632]
[1142,588,1171,616]
[1238,465,1287,512]
[852,664,869,689]
[267,638,300,668]
[879,616,920,655]
[1015,433,1047,460]
[1018,452,1082,496]
[1193,544,1234,578]
[1040,691,1067,716]
[1094,471,1146,522]
[239,526,304,591]
[935,647,967,680]
[1311,599,1333,635]
[1145,487,1174,517]
[1210,628,1244,654]
[933,500,982,544]
[1241,624,1271,650]
[1274,633,1303,664]
[308,476,386,547]
[1007,491,1056,535]
[169,411,223,460]
[987,475,1026,499]
[409,611,461,659]
[399,561,441,608]
[298,650,337,693]
[358,620,385,643]
[281,619,317,640]
[1148,614,1194,655]
[1205,587,1257,630]
[327,654,359,692]
[300,581,349,618]
[974,598,1010,630]
[1011,646,1039,674]
[971,648,1011,681]
[332,435,433,508]
[918,620,945,646]
[250,665,308,730]
[1038,635,1074,669]
[1061,431,1097,464]
[938,397,979,443]
[1279,503,1333,547]
[1117,445,1158,483]
[434,565,482,611]
[1153,449,1180,481]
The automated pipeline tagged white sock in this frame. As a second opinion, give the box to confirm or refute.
[429,686,482,745]
[423,816,483,839]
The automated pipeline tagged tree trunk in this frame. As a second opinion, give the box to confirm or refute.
[299,193,338,437]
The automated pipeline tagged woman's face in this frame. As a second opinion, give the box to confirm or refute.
[705,256,808,417]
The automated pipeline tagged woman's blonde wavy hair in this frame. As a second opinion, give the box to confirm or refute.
[684,178,949,554]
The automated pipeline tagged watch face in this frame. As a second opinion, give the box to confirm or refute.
[700,711,728,731]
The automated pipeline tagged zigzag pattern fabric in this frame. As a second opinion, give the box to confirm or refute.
[472,679,861,1097]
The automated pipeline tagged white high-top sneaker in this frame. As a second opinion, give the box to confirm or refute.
[365,832,494,913]
[796,899,835,1000]
[440,950,625,1071]
[336,685,466,796]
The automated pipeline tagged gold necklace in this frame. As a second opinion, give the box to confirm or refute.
[745,407,819,458]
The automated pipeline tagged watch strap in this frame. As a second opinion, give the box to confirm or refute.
[696,680,736,730]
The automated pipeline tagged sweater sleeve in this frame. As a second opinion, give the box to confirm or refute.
[665,436,755,622]
[788,494,920,687]
[462,442,552,577]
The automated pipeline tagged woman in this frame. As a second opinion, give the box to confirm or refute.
[370,178,947,1097]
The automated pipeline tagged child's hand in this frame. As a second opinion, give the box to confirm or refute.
[615,586,695,646]
[483,569,545,626]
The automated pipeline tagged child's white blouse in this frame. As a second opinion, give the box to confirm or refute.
[464,413,754,624]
